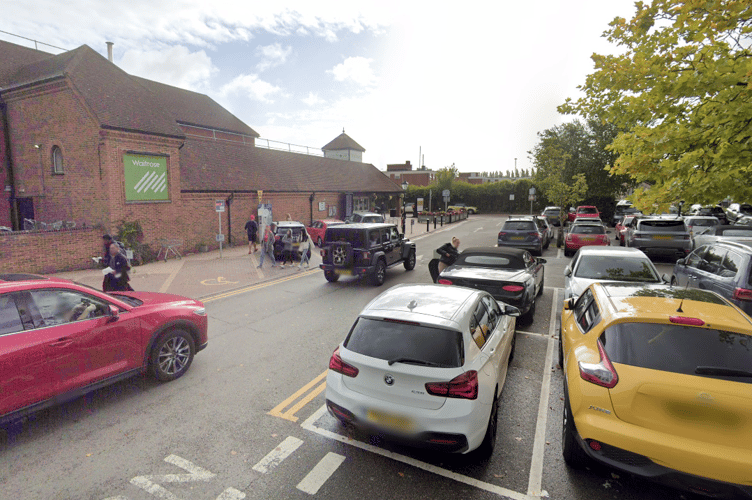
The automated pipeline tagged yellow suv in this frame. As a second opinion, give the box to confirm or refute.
[559,283,752,498]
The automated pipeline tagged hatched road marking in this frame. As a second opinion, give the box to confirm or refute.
[296,452,346,494]
[252,436,304,474]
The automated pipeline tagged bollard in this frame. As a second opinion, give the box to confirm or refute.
[440,216,443,227]
[433,216,437,229]
[427,219,430,232]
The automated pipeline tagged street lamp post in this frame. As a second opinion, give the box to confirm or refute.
[401,180,409,234]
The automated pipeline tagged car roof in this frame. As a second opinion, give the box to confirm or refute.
[461,246,528,258]
[0,274,76,293]
[704,240,752,252]
[352,211,381,216]
[360,283,480,328]
[592,283,752,331]
[330,222,395,229]
[574,247,648,258]
[316,219,345,224]
[275,221,305,227]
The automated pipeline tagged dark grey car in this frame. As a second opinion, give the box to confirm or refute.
[625,217,691,258]
[671,241,752,316]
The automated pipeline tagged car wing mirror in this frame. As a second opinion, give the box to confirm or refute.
[108,305,120,321]
[564,267,571,277]
[676,258,686,266]
[563,298,575,310]
[661,273,670,284]
[538,258,547,264]
[504,305,521,317]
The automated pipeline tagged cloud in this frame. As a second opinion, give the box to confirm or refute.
[302,92,324,106]
[119,45,217,91]
[255,43,292,71]
[219,73,283,103]
[328,56,376,87]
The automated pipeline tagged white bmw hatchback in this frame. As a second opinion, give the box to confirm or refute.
[325,283,520,458]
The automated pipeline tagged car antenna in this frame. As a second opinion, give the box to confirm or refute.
[675,278,691,313]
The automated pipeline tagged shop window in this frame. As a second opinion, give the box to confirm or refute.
[52,146,64,174]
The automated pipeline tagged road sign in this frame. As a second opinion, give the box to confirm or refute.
[528,194,535,201]
[529,187,536,195]
[509,194,515,201]
[442,189,450,198]
[215,200,225,212]
[216,233,225,242]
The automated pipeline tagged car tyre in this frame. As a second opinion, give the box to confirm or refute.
[324,270,340,282]
[476,389,499,459]
[372,259,386,286]
[564,248,571,258]
[150,329,195,382]
[404,249,416,271]
[522,296,536,325]
[562,386,590,468]
[670,276,678,287]
[537,269,545,297]
[468,209,475,215]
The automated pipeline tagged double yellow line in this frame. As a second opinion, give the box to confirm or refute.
[201,268,319,303]
[268,370,328,422]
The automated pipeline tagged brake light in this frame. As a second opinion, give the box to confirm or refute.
[425,370,478,399]
[733,288,752,302]
[566,234,573,241]
[502,285,524,292]
[320,249,326,257]
[528,232,540,238]
[438,279,453,285]
[498,232,507,237]
[669,316,705,326]
[329,347,359,377]
[683,234,690,240]
[578,340,618,388]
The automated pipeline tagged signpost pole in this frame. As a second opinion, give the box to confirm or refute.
[218,211,223,258]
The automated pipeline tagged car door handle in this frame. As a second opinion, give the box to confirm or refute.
[50,337,73,348]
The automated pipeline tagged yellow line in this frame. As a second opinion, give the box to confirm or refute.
[268,370,328,422]
[278,382,326,422]
[202,268,319,303]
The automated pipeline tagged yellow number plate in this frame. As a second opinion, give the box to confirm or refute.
[652,235,672,240]
[367,409,413,431]
[336,269,353,275]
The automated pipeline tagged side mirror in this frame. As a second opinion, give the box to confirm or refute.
[564,267,571,277]
[563,298,575,310]
[538,258,547,264]
[676,258,686,266]
[108,305,120,321]
[661,273,670,284]
[504,305,521,317]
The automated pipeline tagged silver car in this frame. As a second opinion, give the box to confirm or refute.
[625,217,691,258]
[564,247,664,300]
[691,224,752,250]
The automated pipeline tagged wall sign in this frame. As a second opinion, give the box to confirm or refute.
[124,154,169,201]
[318,201,326,212]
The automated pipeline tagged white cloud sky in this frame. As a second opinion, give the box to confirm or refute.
[1,0,638,173]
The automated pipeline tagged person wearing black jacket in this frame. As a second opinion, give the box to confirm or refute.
[429,237,460,282]
[103,243,133,291]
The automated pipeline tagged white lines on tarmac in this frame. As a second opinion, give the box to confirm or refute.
[515,330,550,338]
[296,452,346,494]
[252,436,303,474]
[474,227,484,232]
[525,287,559,498]
[417,254,424,261]
[557,248,563,259]
[301,406,534,500]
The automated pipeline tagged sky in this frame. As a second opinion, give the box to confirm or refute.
[2,1,638,173]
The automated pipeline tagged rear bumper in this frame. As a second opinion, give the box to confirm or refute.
[320,264,374,276]
[497,240,540,252]
[631,240,691,256]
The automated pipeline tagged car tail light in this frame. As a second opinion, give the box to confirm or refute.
[578,340,618,388]
[683,234,690,240]
[669,316,705,326]
[320,249,326,257]
[502,285,524,292]
[438,279,453,285]
[566,234,573,241]
[329,347,359,377]
[498,232,507,237]
[425,370,478,399]
[588,440,602,451]
[733,288,752,302]
[528,232,540,238]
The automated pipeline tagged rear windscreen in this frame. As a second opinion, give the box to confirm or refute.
[344,317,463,368]
[601,323,752,384]
[455,254,524,269]
[544,210,560,216]
[718,228,752,237]
[639,220,686,232]
[571,225,605,234]
[688,219,717,227]
[575,256,658,281]
[503,221,535,231]
[578,207,598,214]
[325,228,365,247]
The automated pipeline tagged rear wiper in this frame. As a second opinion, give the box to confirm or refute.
[695,366,752,378]
[388,357,441,367]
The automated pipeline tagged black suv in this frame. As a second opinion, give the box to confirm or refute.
[319,223,416,285]
[498,216,545,255]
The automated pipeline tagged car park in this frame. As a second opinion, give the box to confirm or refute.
[683,215,720,237]
[347,212,385,223]
[671,241,752,316]
[437,246,545,324]
[688,204,728,224]
[319,223,416,285]
[308,219,345,247]
[273,221,313,261]
[447,203,478,214]
[564,222,609,257]
[559,282,752,499]
[325,283,520,457]
[534,216,552,250]
[691,224,752,250]
[725,202,752,224]
[624,217,691,258]
[563,247,663,300]
[497,216,546,255]
[541,206,563,226]
[0,273,208,424]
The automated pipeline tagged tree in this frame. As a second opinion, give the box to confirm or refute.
[533,143,589,226]
[434,163,458,192]
[560,0,752,211]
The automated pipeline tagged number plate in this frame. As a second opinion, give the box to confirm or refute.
[652,235,672,240]
[336,269,353,276]
[580,237,595,242]
[510,236,525,241]
[367,409,413,431]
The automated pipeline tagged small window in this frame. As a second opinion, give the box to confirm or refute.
[721,251,744,278]
[0,294,24,335]
[470,300,491,349]
[52,146,64,174]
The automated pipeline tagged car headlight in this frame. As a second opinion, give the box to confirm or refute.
[192,308,207,316]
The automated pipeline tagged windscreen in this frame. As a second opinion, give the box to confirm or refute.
[504,221,536,231]
[688,219,718,227]
[578,207,598,214]
[344,317,463,368]
[455,254,524,269]
[639,220,686,232]
[601,323,752,384]
[571,225,605,235]
[719,228,752,237]
[575,256,658,281]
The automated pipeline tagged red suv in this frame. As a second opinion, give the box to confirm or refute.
[0,274,208,424]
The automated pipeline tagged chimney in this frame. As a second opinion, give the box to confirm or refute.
[106,41,114,62]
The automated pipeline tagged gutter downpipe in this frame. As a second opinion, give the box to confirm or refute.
[0,98,19,231]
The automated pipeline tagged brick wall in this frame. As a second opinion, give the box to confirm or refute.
[0,227,101,274]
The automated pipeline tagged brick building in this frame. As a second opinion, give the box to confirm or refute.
[384,161,435,187]
[0,40,402,272]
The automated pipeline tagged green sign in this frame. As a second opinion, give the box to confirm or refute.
[124,154,169,201]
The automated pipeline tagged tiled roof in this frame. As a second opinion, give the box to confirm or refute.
[322,132,365,152]
[132,77,259,137]
[0,40,54,88]
[181,138,401,193]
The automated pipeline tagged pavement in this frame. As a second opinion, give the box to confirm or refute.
[54,216,467,301]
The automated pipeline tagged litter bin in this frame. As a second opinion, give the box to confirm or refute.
[390,208,397,217]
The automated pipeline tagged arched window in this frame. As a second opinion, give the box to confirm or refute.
[52,146,64,174]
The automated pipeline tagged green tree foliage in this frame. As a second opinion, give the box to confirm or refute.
[560,0,752,211]
[434,164,458,192]
[533,143,589,224]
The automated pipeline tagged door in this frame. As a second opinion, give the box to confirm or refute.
[386,226,402,265]
[696,246,727,291]
[675,246,708,287]
[28,289,142,394]
[16,198,34,228]
[468,298,496,405]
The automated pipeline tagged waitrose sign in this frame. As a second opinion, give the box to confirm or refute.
[124,154,169,201]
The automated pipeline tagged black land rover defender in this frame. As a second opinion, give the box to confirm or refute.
[319,223,417,286]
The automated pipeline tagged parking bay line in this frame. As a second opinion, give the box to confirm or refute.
[268,370,328,422]
[252,436,304,474]
[296,452,346,494]
[301,405,534,500]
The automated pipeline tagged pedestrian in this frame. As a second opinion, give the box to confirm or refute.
[280,229,294,268]
[103,242,133,291]
[297,229,312,270]
[244,215,258,254]
[430,236,461,282]
[285,213,292,222]
[257,224,279,269]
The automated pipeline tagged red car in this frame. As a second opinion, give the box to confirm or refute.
[564,223,610,257]
[615,214,637,246]
[0,274,208,424]
[308,219,345,247]
[569,205,599,223]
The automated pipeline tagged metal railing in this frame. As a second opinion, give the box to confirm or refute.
[255,138,323,157]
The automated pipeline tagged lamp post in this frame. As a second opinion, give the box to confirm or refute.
[401,180,408,234]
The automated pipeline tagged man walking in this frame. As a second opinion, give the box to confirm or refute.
[257,223,279,269]
[244,215,258,254]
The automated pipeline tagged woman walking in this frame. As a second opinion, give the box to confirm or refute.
[280,229,295,268]
[297,229,312,270]
[257,224,279,269]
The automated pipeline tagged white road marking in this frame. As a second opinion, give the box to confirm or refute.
[497,221,503,226]
[515,330,549,338]
[130,455,215,499]
[301,406,533,500]
[474,227,484,232]
[526,288,560,498]
[557,248,563,259]
[252,436,304,474]
[416,254,424,260]
[158,259,186,294]
[296,452,346,494]
[216,488,246,499]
